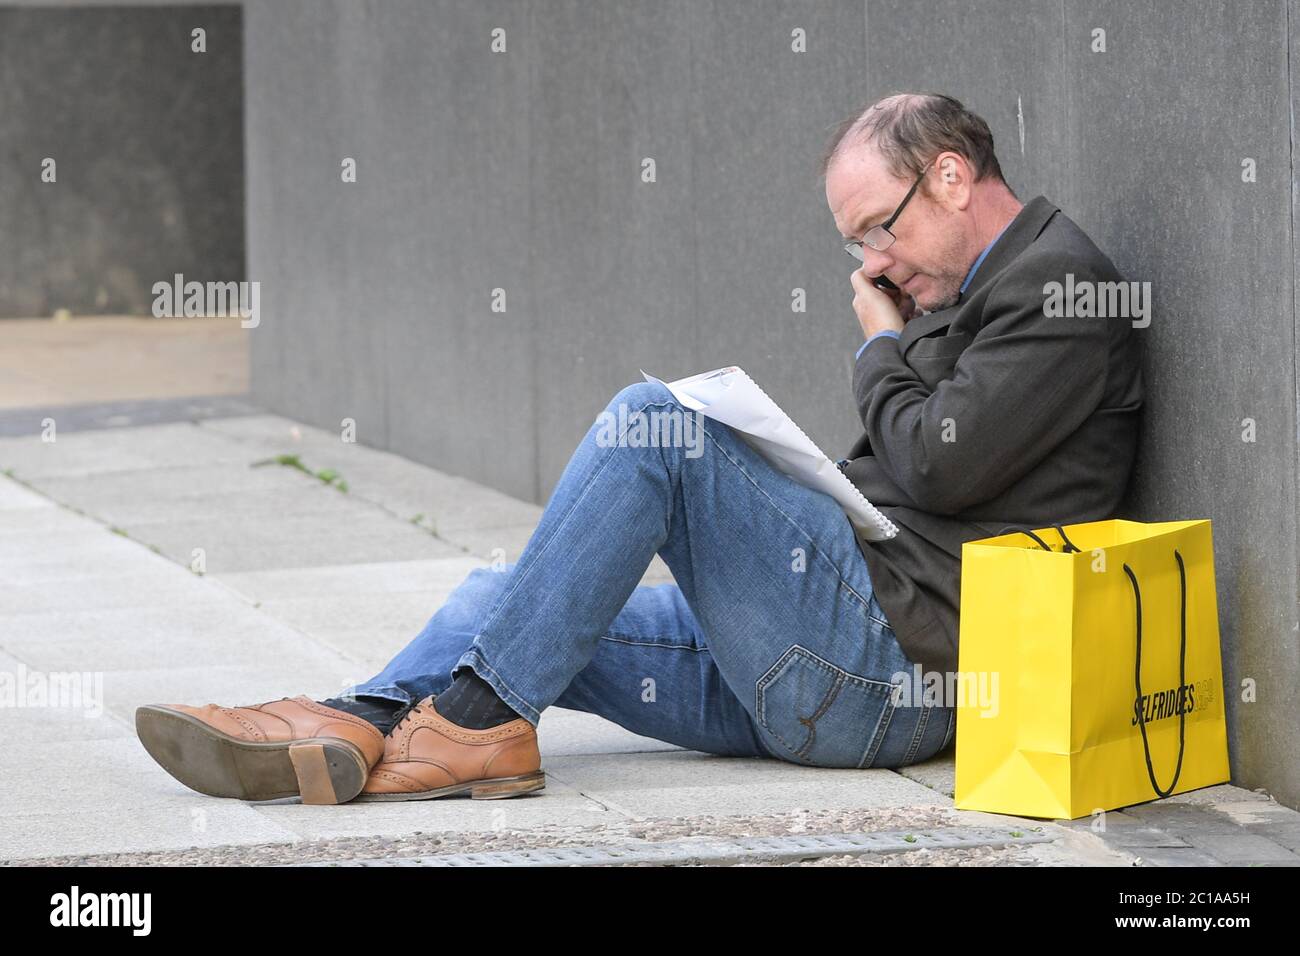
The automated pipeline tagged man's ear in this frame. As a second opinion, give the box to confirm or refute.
[934,152,972,209]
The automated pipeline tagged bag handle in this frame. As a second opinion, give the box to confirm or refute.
[1122,550,1189,799]
[993,523,1082,554]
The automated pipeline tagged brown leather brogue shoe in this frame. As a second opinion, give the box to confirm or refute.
[356,695,545,801]
[135,695,385,804]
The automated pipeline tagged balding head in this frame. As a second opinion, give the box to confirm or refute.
[821,92,1022,312]
[819,92,1008,189]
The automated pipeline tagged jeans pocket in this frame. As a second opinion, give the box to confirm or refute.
[755,644,900,768]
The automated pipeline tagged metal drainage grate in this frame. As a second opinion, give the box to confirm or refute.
[300,826,1053,867]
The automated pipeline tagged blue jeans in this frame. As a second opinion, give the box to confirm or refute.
[344,380,954,769]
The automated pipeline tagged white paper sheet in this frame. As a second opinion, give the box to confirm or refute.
[642,366,898,542]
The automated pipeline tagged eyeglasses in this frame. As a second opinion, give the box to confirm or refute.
[843,162,932,261]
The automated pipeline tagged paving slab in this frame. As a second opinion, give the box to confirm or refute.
[213,555,672,669]
[0,477,53,510]
[1163,783,1275,805]
[418,522,677,583]
[122,512,465,574]
[1084,826,1191,849]
[251,776,614,842]
[216,557,487,603]
[1190,833,1298,863]
[540,750,951,821]
[1131,847,1224,867]
[2,736,199,816]
[196,414,517,522]
[0,504,96,536]
[898,752,956,796]
[1214,798,1300,826]
[537,707,686,757]
[21,466,355,526]
[0,805,298,862]
[0,533,174,585]
[0,646,129,743]
[1256,822,1300,850]
[232,593,453,670]
[188,417,680,579]
[0,421,258,478]
[2,604,351,673]
[1119,802,1259,835]
[197,414,388,463]
[3,569,226,617]
[0,731,303,860]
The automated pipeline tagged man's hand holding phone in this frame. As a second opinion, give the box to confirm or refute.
[849,267,919,341]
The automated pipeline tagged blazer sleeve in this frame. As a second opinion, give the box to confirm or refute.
[851,258,1111,515]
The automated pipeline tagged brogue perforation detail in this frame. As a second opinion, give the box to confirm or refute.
[221,707,266,741]
[368,768,429,790]
[428,715,528,745]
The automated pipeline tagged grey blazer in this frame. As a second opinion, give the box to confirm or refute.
[843,195,1144,677]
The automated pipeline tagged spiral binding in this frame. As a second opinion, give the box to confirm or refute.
[725,368,899,540]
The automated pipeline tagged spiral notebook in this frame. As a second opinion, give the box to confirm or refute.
[641,366,898,542]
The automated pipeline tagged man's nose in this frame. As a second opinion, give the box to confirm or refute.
[860,248,895,280]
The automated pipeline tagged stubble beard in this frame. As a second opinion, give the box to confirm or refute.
[915,268,965,312]
[915,232,973,312]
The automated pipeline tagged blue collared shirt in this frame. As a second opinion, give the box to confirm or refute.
[853,220,1012,361]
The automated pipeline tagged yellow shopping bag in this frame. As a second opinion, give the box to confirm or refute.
[953,519,1230,820]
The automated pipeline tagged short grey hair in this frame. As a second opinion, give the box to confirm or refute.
[818,92,1010,193]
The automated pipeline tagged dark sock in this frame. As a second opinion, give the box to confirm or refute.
[318,695,407,736]
[432,668,520,729]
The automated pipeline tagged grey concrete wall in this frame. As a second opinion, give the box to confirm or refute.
[243,0,1299,809]
[0,4,243,318]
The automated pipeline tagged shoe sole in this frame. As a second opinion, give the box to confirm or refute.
[353,770,546,802]
[135,705,370,805]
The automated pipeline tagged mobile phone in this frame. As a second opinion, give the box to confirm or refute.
[873,274,899,291]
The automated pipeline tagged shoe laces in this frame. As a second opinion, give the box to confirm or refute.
[387,696,434,736]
